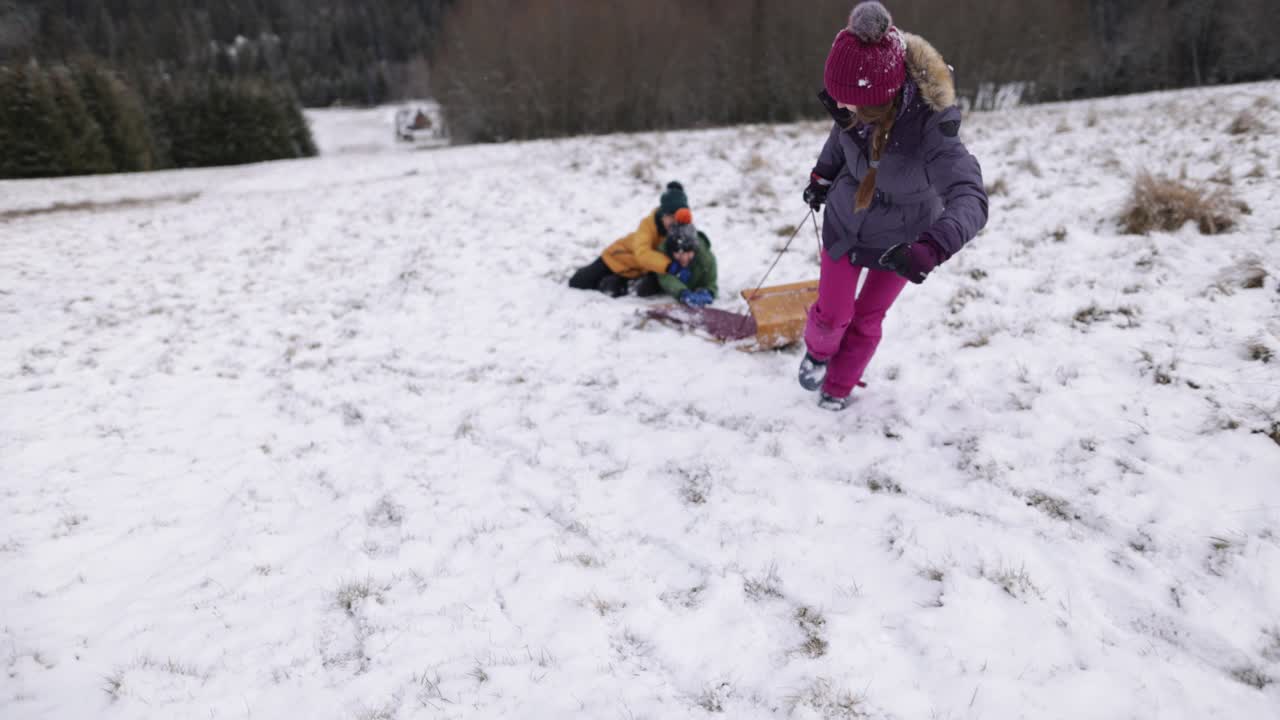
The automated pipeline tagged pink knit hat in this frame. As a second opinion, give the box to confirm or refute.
[823,2,906,107]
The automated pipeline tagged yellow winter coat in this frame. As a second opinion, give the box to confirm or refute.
[600,210,671,278]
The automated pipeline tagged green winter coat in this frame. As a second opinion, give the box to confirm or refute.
[657,230,718,300]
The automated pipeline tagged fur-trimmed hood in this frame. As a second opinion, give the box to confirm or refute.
[902,33,955,111]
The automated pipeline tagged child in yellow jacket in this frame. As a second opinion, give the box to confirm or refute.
[569,182,715,304]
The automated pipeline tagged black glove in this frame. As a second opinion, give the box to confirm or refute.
[804,173,832,211]
[818,89,853,127]
[879,237,943,285]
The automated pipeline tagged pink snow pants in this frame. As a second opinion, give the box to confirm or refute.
[803,252,909,398]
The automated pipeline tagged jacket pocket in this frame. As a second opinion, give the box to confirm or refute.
[859,205,908,251]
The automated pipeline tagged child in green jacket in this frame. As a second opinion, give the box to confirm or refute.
[651,220,718,306]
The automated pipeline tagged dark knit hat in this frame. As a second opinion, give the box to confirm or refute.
[824,2,906,107]
[666,222,698,254]
[659,181,689,216]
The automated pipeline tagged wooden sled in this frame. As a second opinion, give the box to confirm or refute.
[643,279,818,352]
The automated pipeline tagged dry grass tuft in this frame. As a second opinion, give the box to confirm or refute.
[1228,108,1269,136]
[795,606,829,658]
[1231,665,1273,690]
[743,564,784,601]
[785,678,868,719]
[1119,172,1248,235]
[1248,342,1274,363]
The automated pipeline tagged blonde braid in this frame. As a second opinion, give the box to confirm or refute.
[854,98,900,212]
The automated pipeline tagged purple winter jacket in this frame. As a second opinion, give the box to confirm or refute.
[813,34,988,269]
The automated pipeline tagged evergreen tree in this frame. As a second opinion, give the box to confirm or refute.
[279,88,318,157]
[47,65,112,174]
[72,60,153,172]
[0,63,71,178]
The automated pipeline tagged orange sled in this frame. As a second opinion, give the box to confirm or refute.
[643,279,818,352]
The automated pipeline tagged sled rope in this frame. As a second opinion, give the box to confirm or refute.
[811,208,822,259]
[735,209,815,338]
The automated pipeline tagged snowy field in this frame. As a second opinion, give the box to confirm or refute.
[2,82,1279,719]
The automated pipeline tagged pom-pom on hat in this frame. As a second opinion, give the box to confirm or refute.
[823,2,906,107]
[659,181,689,216]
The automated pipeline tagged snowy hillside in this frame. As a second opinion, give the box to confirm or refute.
[3,82,1279,720]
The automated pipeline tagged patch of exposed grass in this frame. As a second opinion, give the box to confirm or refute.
[1073,303,1141,329]
[366,496,405,527]
[1207,535,1241,577]
[1254,422,1280,448]
[1230,665,1273,690]
[785,678,868,719]
[696,682,733,713]
[979,561,1042,600]
[1262,627,1280,663]
[660,583,707,610]
[1247,341,1273,363]
[585,593,625,617]
[919,563,946,583]
[1136,349,1178,385]
[335,577,384,616]
[1025,491,1079,522]
[795,606,829,658]
[676,465,712,505]
[862,467,903,494]
[0,192,200,221]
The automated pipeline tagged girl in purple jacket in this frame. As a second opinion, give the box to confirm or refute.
[799,2,988,411]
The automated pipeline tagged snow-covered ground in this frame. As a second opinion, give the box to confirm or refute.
[2,82,1278,720]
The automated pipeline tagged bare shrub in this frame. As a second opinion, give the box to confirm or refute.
[1119,172,1247,235]
[985,177,1009,196]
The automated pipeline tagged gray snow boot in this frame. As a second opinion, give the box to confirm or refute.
[798,352,828,391]
[817,391,852,412]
